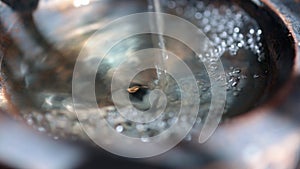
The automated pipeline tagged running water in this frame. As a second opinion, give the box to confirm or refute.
[1,0,271,140]
[148,0,169,88]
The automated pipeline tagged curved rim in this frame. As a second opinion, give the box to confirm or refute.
[226,0,299,123]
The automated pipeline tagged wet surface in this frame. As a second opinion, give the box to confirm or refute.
[0,0,272,139]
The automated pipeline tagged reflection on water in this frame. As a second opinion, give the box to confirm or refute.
[1,0,270,140]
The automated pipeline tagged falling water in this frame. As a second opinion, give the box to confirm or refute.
[1,0,271,140]
[148,0,169,88]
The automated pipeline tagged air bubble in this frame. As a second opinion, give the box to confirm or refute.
[227,37,234,46]
[204,25,211,33]
[196,1,204,10]
[233,68,241,74]
[195,12,202,19]
[204,10,211,17]
[141,136,150,142]
[27,118,33,125]
[257,29,262,35]
[38,127,46,132]
[167,117,178,125]
[237,42,243,48]
[253,74,260,79]
[232,81,238,87]
[247,38,254,44]
[213,37,221,44]
[234,27,240,33]
[115,125,124,133]
[136,124,146,132]
[258,53,265,62]
[201,18,209,25]
[220,32,228,38]
[158,121,167,129]
[233,91,239,96]
[167,1,176,9]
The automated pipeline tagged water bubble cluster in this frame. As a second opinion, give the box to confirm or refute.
[14,0,268,141]
[226,67,245,95]
[163,0,265,62]
[97,76,198,140]
[161,0,268,116]
[162,0,268,101]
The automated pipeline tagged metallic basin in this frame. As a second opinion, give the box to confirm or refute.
[0,0,299,168]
